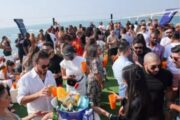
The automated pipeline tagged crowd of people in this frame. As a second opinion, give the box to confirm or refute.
[0,19,179,120]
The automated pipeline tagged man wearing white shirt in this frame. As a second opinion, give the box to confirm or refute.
[160,27,174,47]
[164,31,180,59]
[17,50,56,120]
[112,40,132,98]
[137,25,150,45]
[98,22,105,30]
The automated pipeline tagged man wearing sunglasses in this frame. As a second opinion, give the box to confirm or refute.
[42,42,63,86]
[143,52,173,120]
[168,45,180,120]
[17,50,56,119]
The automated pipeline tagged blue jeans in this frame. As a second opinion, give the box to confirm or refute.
[119,84,127,98]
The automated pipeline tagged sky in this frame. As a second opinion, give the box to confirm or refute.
[0,0,179,28]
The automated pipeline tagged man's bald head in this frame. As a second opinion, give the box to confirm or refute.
[144,52,161,75]
[144,52,160,65]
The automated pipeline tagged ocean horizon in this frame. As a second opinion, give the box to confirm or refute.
[0,15,179,56]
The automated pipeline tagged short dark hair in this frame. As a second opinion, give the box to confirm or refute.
[171,45,180,53]
[42,42,54,49]
[62,44,75,56]
[118,39,130,53]
[60,34,72,42]
[85,27,93,37]
[2,36,7,40]
[133,34,146,48]
[118,39,130,52]
[172,31,180,41]
[33,50,49,64]
[6,60,15,66]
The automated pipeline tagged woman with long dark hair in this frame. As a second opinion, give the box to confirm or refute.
[93,64,150,120]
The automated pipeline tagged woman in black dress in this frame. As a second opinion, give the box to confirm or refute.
[94,64,151,120]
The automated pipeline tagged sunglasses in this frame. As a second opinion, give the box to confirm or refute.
[41,64,49,69]
[170,55,179,62]
[150,64,161,70]
[134,46,143,49]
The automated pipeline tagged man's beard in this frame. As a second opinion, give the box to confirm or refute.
[176,64,180,69]
[150,41,156,46]
[147,68,158,75]
[41,70,47,76]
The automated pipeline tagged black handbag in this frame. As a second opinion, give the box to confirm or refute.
[67,78,77,86]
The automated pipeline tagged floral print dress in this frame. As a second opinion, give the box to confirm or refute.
[87,58,104,106]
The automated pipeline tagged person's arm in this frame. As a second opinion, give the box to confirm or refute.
[22,113,37,120]
[61,67,75,80]
[106,36,112,45]
[61,68,68,80]
[0,41,3,49]
[93,106,122,120]
[169,103,180,112]
[20,87,49,105]
[23,46,28,55]
[132,53,143,68]
[41,112,53,120]
[111,38,117,44]
[93,106,111,118]
[22,111,49,120]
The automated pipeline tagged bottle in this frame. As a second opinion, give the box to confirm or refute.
[52,108,58,120]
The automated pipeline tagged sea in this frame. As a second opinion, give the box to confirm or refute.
[0,15,179,56]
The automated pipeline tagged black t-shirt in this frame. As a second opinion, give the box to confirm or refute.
[23,39,31,48]
[48,55,63,74]
[128,48,151,66]
[45,33,54,45]
[144,69,173,119]
[15,39,25,55]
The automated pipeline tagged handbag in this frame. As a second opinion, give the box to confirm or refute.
[67,78,77,86]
